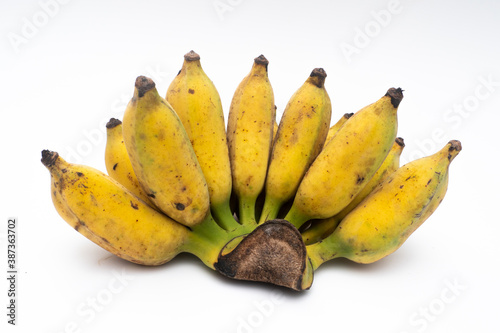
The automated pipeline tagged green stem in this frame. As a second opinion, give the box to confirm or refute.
[306,236,344,271]
[181,213,234,269]
[238,195,257,226]
[284,205,309,229]
[211,200,241,231]
[257,195,282,224]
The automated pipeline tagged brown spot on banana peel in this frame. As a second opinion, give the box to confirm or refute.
[356,175,365,184]
[130,201,139,210]
[188,89,195,94]
[384,88,404,108]
[214,219,312,291]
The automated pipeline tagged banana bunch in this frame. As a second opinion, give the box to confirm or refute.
[42,51,462,291]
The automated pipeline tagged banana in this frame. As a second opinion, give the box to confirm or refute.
[49,163,115,253]
[258,68,332,224]
[166,51,237,231]
[43,150,235,269]
[307,140,462,269]
[227,55,275,226]
[122,76,210,227]
[285,88,403,228]
[105,118,155,206]
[302,137,405,244]
[325,112,353,144]
[42,150,191,265]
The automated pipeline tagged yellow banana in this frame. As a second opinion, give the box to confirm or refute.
[105,118,155,206]
[42,150,190,265]
[43,150,236,269]
[325,112,353,144]
[227,55,275,226]
[166,51,237,230]
[302,137,405,244]
[298,112,354,233]
[49,163,114,253]
[258,68,332,224]
[122,76,210,227]
[307,140,462,269]
[285,88,403,228]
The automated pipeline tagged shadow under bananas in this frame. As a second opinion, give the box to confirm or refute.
[313,244,421,275]
[93,250,310,299]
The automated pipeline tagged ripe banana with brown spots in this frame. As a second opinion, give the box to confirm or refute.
[258,68,332,224]
[42,150,191,265]
[301,137,405,244]
[307,140,461,268]
[166,51,237,230]
[227,55,275,226]
[42,150,236,268]
[122,76,210,227]
[285,88,403,228]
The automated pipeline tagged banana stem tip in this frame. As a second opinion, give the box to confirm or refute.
[184,50,200,61]
[254,54,269,66]
[41,150,59,167]
[385,87,404,108]
[106,118,122,129]
[309,68,327,88]
[448,140,462,154]
[135,76,156,97]
[395,137,405,147]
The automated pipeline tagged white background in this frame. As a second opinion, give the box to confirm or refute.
[1,0,499,332]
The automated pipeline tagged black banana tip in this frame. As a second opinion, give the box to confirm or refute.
[309,68,327,88]
[135,76,156,98]
[106,118,122,129]
[41,150,59,168]
[344,112,354,119]
[385,87,404,108]
[254,54,269,66]
[184,50,200,61]
[395,137,405,147]
[448,140,462,152]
